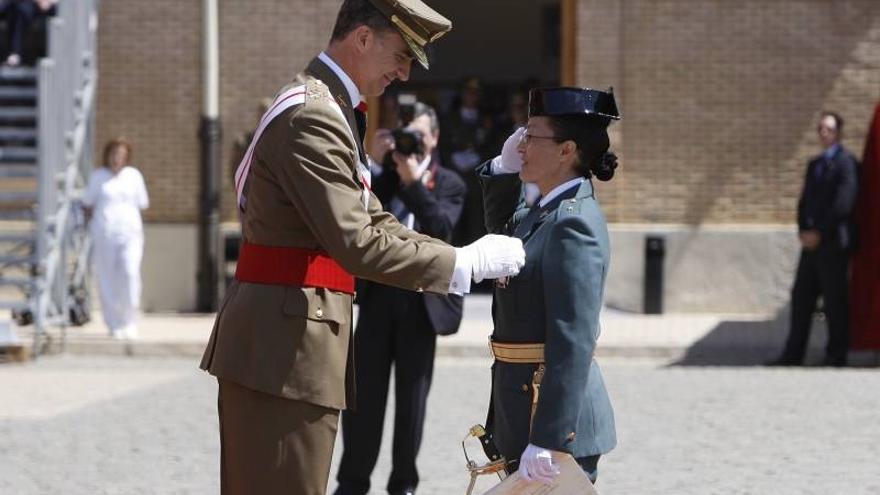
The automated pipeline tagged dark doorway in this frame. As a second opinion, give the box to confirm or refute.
[393,0,562,117]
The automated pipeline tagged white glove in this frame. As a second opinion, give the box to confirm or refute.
[455,234,524,283]
[490,127,525,174]
[517,443,559,484]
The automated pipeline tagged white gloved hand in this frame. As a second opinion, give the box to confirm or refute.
[490,127,526,174]
[455,234,524,283]
[517,443,560,484]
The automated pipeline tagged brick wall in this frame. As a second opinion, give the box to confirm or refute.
[96,0,342,223]
[96,0,880,225]
[96,1,200,223]
[579,0,880,224]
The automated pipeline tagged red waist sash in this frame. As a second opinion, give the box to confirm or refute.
[234,242,355,294]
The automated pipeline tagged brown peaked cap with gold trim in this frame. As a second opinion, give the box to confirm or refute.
[368,0,452,69]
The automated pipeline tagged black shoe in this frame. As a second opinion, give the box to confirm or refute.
[765,356,802,367]
[389,489,415,495]
[821,356,847,367]
[334,486,368,495]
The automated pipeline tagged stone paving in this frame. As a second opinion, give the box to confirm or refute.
[1,355,878,494]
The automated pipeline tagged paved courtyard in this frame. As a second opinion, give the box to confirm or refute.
[1,355,878,494]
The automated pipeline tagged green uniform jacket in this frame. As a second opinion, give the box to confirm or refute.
[478,163,617,462]
[200,58,456,411]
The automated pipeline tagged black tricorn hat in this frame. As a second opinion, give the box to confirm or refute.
[528,87,621,121]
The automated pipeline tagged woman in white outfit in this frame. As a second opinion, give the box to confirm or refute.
[82,137,149,339]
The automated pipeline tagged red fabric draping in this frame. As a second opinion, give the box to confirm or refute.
[850,102,880,350]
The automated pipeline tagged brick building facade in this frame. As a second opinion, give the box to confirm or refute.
[94,1,880,311]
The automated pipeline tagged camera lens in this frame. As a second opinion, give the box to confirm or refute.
[392,129,424,156]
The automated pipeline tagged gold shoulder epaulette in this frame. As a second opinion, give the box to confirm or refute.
[306,77,332,104]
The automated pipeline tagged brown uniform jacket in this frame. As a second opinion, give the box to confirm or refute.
[200,58,456,411]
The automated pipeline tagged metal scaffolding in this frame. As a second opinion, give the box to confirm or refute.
[0,0,98,357]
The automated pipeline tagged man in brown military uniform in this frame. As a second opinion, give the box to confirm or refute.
[199,1,525,494]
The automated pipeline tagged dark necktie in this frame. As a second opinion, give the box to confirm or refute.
[354,100,368,144]
[513,201,543,239]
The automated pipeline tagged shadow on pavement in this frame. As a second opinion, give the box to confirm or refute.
[669,309,789,367]
[669,305,880,368]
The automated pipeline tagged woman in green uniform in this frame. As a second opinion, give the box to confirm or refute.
[478,87,620,485]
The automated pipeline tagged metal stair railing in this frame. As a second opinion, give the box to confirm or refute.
[28,0,98,356]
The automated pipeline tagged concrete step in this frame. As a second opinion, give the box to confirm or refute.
[0,232,36,244]
[0,277,35,288]
[0,127,37,142]
[0,300,29,311]
[0,254,36,265]
[0,209,36,221]
[0,191,37,203]
[0,319,28,362]
[0,164,37,178]
[0,86,37,101]
[0,107,37,123]
[0,66,37,83]
[0,146,37,163]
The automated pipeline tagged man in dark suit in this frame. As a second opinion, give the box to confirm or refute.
[770,111,859,367]
[335,102,466,495]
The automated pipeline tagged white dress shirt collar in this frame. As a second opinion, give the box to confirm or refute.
[417,154,432,176]
[318,51,361,108]
[539,177,585,208]
[822,142,841,161]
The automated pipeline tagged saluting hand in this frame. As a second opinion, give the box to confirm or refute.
[490,127,526,174]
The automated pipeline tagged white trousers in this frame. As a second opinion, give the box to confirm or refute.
[93,233,144,337]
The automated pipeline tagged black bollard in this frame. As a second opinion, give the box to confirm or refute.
[644,235,665,314]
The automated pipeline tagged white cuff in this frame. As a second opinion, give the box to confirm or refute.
[449,248,473,295]
[490,155,505,175]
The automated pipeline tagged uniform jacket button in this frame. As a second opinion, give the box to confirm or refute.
[315,308,324,319]
[567,431,576,441]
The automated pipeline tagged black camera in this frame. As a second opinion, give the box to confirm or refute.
[391,128,424,156]
[397,92,417,126]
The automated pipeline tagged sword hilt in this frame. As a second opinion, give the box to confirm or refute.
[462,425,507,495]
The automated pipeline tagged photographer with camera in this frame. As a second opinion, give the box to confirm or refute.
[335,102,466,495]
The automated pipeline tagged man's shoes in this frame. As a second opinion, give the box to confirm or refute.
[821,356,847,367]
[765,356,802,367]
[389,488,416,495]
[333,485,368,495]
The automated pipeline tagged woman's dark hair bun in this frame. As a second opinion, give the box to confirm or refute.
[591,151,617,181]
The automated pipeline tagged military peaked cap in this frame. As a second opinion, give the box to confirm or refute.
[368,0,452,69]
[528,87,621,121]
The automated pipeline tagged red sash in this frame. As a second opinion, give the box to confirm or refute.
[234,242,355,294]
